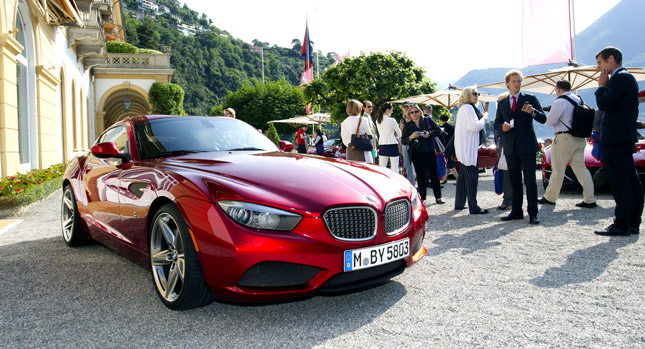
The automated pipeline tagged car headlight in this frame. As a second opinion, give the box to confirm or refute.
[217,200,302,231]
[410,187,424,221]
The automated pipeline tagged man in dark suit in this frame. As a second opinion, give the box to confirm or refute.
[494,70,547,224]
[594,46,644,236]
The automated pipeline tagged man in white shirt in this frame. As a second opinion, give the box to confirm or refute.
[539,80,596,207]
[363,101,379,159]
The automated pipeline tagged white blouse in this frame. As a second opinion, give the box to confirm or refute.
[376,115,402,145]
[455,104,487,167]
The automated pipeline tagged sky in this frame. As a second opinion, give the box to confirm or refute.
[181,0,621,87]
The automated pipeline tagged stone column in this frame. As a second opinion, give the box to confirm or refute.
[0,33,23,177]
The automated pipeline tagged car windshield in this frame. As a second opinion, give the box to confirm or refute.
[134,117,278,159]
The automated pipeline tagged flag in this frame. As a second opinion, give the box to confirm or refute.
[334,51,350,64]
[300,67,313,85]
[301,22,313,70]
[521,0,572,66]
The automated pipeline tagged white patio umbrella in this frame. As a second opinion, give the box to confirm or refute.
[478,65,645,95]
[302,112,331,124]
[268,116,318,128]
[390,89,498,108]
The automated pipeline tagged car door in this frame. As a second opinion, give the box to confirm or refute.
[83,125,129,241]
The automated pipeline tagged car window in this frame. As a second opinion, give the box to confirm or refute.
[99,126,128,153]
[134,117,279,159]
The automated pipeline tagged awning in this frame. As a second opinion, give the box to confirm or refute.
[47,0,84,27]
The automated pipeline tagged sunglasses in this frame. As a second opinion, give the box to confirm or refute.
[366,106,373,108]
[409,110,420,114]
[472,92,480,96]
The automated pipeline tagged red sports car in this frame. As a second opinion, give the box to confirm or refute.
[541,129,645,188]
[61,115,428,310]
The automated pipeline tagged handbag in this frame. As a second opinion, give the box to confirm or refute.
[350,117,373,151]
[425,117,446,153]
[590,130,602,160]
[498,147,508,171]
[493,165,503,195]
[444,135,456,162]
[436,152,447,180]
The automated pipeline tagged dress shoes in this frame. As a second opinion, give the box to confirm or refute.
[471,209,489,215]
[436,198,445,204]
[497,204,511,210]
[538,197,556,205]
[500,213,523,221]
[630,227,640,235]
[529,216,540,225]
[575,201,597,208]
[594,224,631,236]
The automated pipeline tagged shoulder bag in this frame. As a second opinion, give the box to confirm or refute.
[350,116,373,151]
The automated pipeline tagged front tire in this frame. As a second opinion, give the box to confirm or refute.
[61,185,89,246]
[149,203,213,310]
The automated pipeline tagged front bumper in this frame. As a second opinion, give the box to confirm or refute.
[175,196,428,303]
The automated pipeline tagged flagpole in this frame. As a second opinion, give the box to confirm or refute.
[315,6,319,80]
[569,0,577,64]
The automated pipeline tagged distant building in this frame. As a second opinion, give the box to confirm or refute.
[140,0,158,12]
[158,5,170,14]
[177,23,196,36]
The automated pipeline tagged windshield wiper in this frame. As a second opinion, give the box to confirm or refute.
[228,147,266,151]
[143,150,203,159]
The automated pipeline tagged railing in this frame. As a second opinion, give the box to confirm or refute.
[105,53,171,69]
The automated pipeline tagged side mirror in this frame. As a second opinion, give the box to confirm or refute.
[279,140,293,152]
[91,142,129,161]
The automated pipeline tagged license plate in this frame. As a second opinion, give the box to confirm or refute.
[344,238,410,272]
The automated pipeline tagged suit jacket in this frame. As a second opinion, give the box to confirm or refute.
[595,67,639,145]
[494,92,547,155]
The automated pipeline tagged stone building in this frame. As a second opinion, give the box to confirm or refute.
[0,0,173,177]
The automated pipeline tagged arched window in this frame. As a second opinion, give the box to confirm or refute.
[15,0,38,172]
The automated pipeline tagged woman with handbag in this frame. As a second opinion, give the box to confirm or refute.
[402,104,444,204]
[454,87,489,214]
[341,99,374,163]
[376,102,401,172]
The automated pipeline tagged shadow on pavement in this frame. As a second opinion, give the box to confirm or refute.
[1,236,406,347]
[530,235,639,288]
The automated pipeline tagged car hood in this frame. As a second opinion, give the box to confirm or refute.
[163,152,412,213]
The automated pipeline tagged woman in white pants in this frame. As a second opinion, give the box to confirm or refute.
[376,102,401,172]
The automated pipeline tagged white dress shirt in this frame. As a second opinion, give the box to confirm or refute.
[545,91,580,134]
[455,104,487,167]
[376,114,401,145]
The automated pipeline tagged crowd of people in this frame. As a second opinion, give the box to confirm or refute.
[336,46,643,235]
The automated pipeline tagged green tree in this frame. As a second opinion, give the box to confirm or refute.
[266,122,281,146]
[148,82,186,115]
[303,51,437,123]
[137,20,160,50]
[223,80,306,133]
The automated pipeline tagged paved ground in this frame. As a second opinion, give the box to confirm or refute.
[1,170,644,347]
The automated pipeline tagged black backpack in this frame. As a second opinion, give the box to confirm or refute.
[557,94,595,138]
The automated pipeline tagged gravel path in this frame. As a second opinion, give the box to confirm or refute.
[1,170,644,348]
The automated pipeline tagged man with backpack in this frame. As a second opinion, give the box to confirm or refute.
[539,80,596,208]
